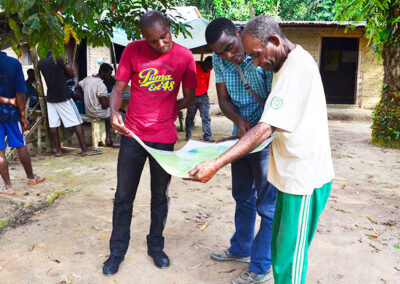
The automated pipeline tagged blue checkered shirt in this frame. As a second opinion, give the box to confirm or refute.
[213,53,273,135]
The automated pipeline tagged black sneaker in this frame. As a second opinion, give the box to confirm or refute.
[102,255,124,275]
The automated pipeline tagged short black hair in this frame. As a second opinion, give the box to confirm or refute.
[27,68,35,76]
[205,17,237,45]
[139,10,169,30]
[242,16,286,45]
[99,63,113,74]
[204,56,212,63]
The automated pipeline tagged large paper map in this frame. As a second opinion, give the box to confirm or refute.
[128,130,273,178]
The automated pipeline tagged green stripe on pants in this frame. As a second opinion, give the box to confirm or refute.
[271,181,332,284]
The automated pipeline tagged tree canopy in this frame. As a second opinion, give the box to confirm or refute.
[173,0,336,21]
[0,0,190,59]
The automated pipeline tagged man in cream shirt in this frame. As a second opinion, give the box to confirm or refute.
[188,16,334,284]
[76,63,114,146]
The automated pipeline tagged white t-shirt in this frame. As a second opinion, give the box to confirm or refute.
[79,76,110,119]
[259,45,334,195]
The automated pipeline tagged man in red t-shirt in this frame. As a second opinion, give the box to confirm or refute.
[185,56,213,141]
[103,11,197,275]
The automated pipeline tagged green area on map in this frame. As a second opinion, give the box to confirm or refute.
[151,145,229,177]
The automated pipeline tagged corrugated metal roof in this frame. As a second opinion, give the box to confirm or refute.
[234,20,366,28]
[172,18,209,50]
[279,20,366,27]
[111,18,210,50]
[169,6,201,22]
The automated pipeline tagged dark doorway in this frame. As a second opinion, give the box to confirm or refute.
[114,43,125,63]
[77,39,87,81]
[320,37,359,104]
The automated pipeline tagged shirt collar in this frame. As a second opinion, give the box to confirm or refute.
[243,54,252,63]
[219,54,252,68]
[237,54,253,68]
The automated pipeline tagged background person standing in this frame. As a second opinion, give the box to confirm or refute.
[38,52,101,157]
[0,51,45,196]
[185,56,213,141]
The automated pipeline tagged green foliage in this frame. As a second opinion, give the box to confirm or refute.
[173,0,336,21]
[0,0,191,59]
[335,0,400,54]
[371,88,400,148]
[335,1,400,148]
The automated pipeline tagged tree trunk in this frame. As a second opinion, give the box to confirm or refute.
[29,47,52,152]
[371,39,400,148]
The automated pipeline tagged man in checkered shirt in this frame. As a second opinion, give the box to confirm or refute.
[204,18,277,284]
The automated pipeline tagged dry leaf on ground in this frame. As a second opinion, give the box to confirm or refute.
[187,262,203,270]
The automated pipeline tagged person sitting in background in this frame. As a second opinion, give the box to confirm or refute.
[25,69,40,109]
[185,56,214,141]
[75,63,118,147]
[103,74,116,93]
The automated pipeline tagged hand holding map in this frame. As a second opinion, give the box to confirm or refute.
[127,130,273,178]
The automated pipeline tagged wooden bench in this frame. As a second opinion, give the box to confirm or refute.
[80,115,106,150]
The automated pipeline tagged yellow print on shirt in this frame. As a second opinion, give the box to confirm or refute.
[138,68,175,92]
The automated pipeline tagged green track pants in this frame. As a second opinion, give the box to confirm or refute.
[271,181,332,284]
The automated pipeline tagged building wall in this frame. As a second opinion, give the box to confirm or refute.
[2,25,383,109]
[86,45,112,76]
[283,27,383,109]
[3,46,33,78]
[89,26,383,109]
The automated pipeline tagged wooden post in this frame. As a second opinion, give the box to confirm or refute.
[71,40,78,68]
[38,123,42,155]
[110,43,118,72]
[29,47,52,152]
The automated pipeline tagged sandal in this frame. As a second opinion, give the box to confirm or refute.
[81,149,103,156]
[55,150,71,157]
[0,186,15,196]
[27,175,45,185]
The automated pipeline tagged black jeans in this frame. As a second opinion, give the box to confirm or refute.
[109,135,174,256]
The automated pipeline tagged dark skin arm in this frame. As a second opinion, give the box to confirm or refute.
[110,80,129,135]
[187,122,275,182]
[216,82,251,137]
[99,96,109,109]
[177,88,196,110]
[74,85,84,102]
[64,64,75,79]
[15,92,29,131]
[0,96,17,107]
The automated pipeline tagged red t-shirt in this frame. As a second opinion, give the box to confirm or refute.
[195,61,211,96]
[115,40,197,143]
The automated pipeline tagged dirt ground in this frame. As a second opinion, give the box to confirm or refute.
[0,115,399,284]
